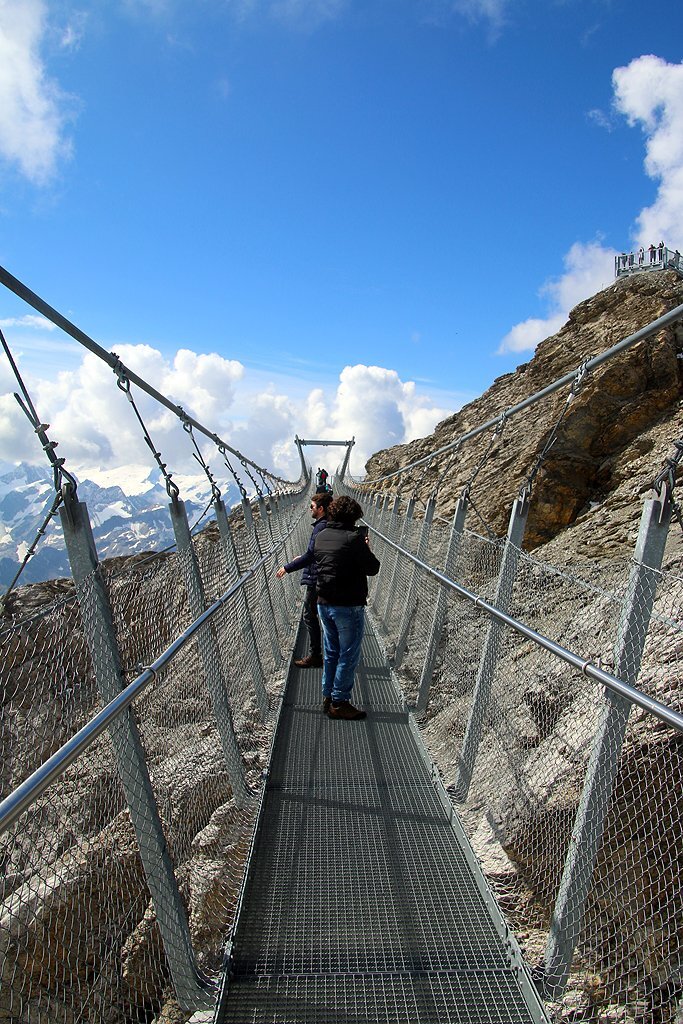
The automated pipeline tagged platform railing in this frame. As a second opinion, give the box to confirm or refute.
[615,245,683,277]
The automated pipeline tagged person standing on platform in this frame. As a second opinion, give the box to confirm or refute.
[276,491,332,667]
[314,495,380,720]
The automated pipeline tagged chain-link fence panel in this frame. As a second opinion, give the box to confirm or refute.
[193,520,230,605]
[128,619,260,983]
[354,492,683,1024]
[104,550,189,683]
[1,492,310,1023]
[1,591,98,800]
[628,564,683,714]
[1,726,163,1024]
[1,569,176,1023]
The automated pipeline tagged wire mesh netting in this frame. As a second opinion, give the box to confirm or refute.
[3,466,682,1024]
[348,479,683,1024]
[0,488,309,1023]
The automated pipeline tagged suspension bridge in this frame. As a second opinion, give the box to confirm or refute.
[1,266,683,1024]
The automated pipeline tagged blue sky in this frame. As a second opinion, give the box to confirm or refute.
[1,0,682,484]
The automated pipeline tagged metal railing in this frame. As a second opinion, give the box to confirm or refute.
[0,486,311,1021]
[615,246,683,278]
[339,474,683,1023]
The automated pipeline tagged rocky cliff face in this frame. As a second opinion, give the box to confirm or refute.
[365,270,683,555]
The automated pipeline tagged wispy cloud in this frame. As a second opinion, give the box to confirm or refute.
[497,240,615,355]
[587,107,614,132]
[122,0,173,16]
[58,11,88,52]
[451,0,507,27]
[0,315,57,331]
[269,0,348,30]
[498,54,683,358]
[0,0,74,183]
[421,0,508,35]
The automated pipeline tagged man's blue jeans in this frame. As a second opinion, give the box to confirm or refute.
[318,604,365,704]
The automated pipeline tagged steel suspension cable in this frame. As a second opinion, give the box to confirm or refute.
[218,445,248,500]
[0,329,78,608]
[459,414,507,539]
[0,495,311,837]
[366,521,683,735]
[113,361,180,502]
[651,433,683,533]
[179,411,222,503]
[519,357,591,501]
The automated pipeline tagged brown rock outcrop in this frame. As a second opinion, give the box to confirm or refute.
[365,271,683,551]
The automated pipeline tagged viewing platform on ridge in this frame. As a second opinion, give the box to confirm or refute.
[615,241,683,278]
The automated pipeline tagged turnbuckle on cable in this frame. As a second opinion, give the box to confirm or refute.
[651,437,683,529]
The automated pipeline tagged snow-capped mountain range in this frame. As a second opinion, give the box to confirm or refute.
[0,462,241,588]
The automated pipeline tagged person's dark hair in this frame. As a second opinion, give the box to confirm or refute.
[328,495,363,526]
[312,491,333,512]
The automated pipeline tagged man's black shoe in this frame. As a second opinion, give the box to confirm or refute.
[328,700,367,720]
[295,654,323,668]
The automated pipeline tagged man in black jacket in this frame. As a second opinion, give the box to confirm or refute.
[314,495,380,720]
[276,491,332,667]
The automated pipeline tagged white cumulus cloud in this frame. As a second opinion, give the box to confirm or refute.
[162,348,244,424]
[0,391,43,463]
[0,314,57,331]
[300,364,452,476]
[613,55,683,248]
[0,343,246,480]
[0,337,456,488]
[0,0,73,183]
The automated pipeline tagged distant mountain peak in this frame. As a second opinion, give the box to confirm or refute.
[0,462,240,588]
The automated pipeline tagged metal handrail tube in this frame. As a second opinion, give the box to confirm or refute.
[365,300,683,483]
[0,504,308,837]
[0,264,294,486]
[369,524,683,735]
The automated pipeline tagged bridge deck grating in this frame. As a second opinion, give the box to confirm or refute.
[218,620,547,1023]
[220,972,538,1023]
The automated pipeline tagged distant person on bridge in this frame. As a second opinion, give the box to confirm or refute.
[275,491,333,668]
[315,467,329,491]
[314,495,380,720]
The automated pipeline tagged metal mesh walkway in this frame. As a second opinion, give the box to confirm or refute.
[217,619,548,1024]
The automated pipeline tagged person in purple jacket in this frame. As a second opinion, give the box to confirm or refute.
[276,490,333,667]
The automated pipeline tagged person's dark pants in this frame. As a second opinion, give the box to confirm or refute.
[302,584,322,657]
